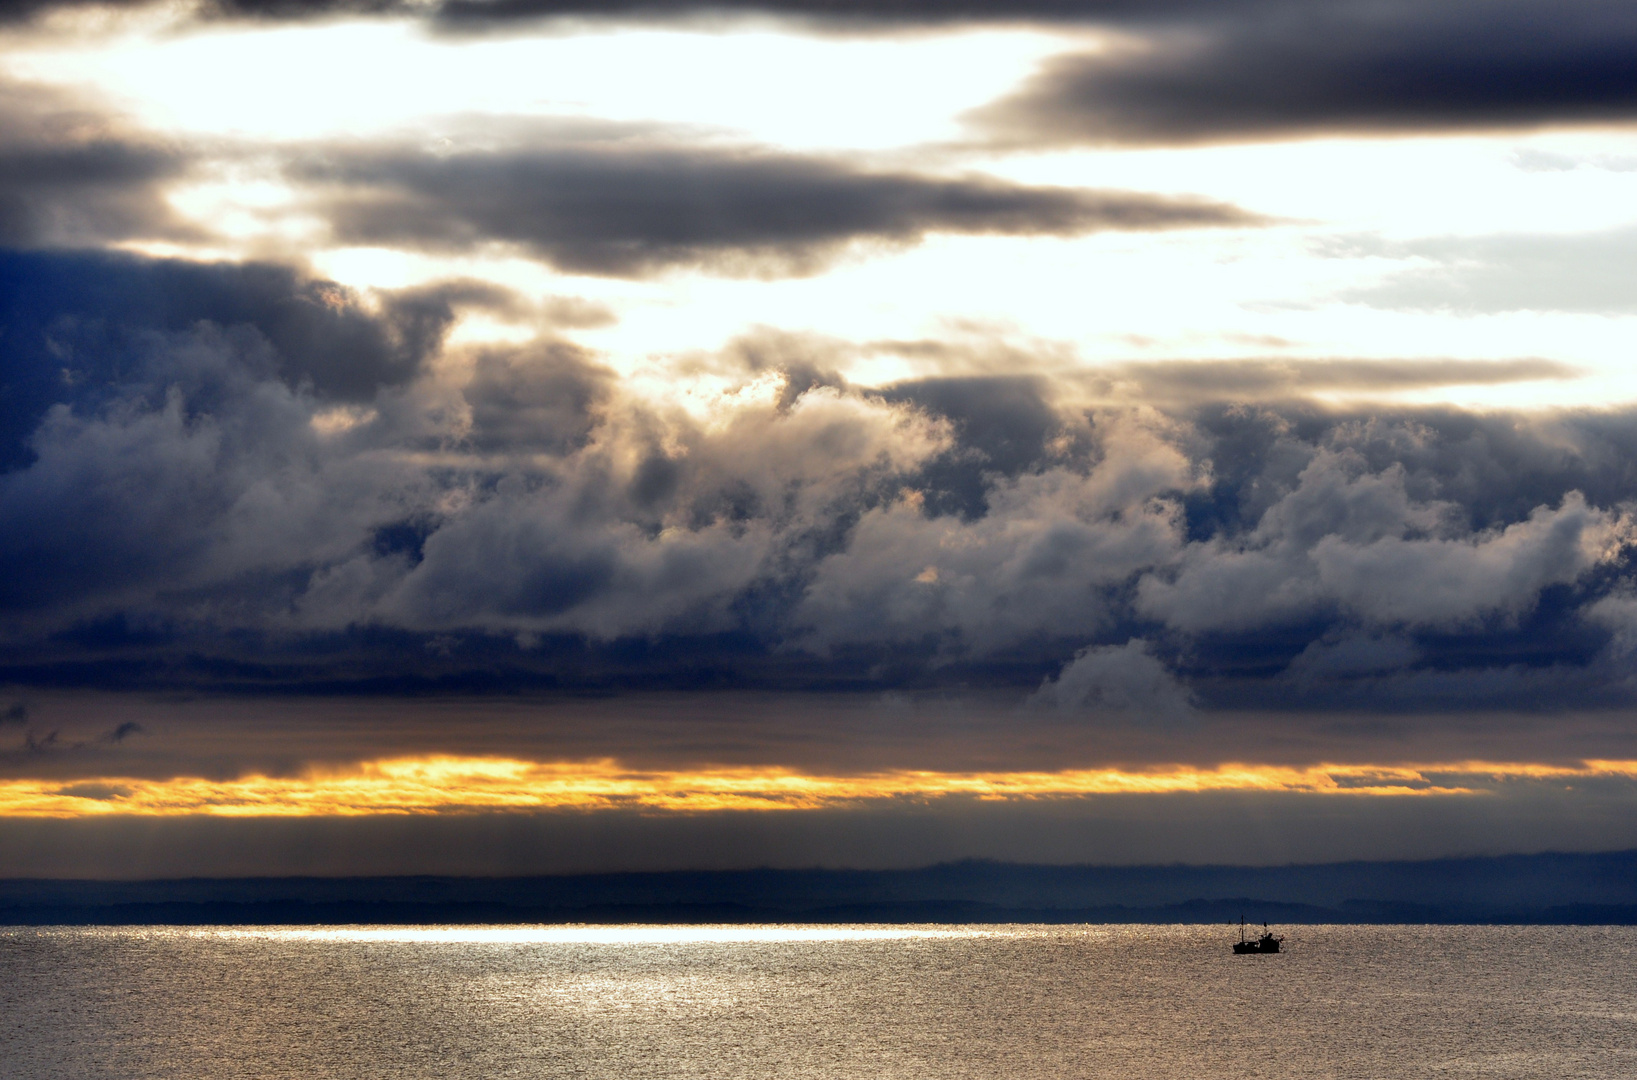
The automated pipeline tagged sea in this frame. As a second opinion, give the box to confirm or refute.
[2,923,1634,1079]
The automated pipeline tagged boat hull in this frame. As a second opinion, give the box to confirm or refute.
[1232,939,1282,954]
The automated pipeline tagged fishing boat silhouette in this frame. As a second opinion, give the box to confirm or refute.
[1232,916,1283,954]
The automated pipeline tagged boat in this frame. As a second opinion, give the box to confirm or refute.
[1232,916,1283,954]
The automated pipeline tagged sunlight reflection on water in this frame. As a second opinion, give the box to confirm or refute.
[3,924,1635,1079]
[200,923,999,944]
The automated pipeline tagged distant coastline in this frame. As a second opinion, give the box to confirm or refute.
[3,849,1637,926]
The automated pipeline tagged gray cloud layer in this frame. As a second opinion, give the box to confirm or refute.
[971,0,1637,145]
[0,0,1252,28]
[0,0,398,23]
[16,786,1637,875]
[295,141,1258,276]
[0,81,1262,278]
[1082,359,1582,403]
[432,0,1222,26]
[4,250,1637,718]
[19,1,1630,149]
[21,0,1633,148]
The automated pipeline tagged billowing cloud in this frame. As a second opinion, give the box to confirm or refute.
[4,0,1637,880]
[0,319,428,623]
[5,263,1637,721]
[1137,454,1628,632]
[325,365,955,641]
[793,411,1196,656]
[1029,638,1193,722]
[294,139,1260,276]
[0,250,467,471]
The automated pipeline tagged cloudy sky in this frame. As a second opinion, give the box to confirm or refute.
[5,0,1637,877]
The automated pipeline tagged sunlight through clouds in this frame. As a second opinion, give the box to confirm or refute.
[7,0,1637,873]
[8,755,1637,817]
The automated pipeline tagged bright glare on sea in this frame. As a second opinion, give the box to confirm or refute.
[3,924,1635,1078]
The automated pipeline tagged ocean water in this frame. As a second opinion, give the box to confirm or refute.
[2,924,1634,1079]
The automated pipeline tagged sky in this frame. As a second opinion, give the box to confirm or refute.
[5,0,1637,877]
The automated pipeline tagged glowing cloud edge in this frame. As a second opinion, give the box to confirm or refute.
[3,756,1634,817]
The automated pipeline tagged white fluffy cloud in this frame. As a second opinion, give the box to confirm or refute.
[6,298,1637,707]
[795,413,1196,654]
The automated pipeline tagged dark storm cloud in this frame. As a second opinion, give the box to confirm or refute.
[460,342,614,455]
[100,720,143,742]
[873,374,1093,519]
[972,0,1637,146]
[0,81,189,247]
[5,273,1637,717]
[0,251,490,627]
[294,142,1260,276]
[0,249,467,470]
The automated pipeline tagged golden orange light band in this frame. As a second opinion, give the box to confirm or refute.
[0,757,1632,817]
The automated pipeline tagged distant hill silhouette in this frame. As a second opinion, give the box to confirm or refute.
[3,850,1637,925]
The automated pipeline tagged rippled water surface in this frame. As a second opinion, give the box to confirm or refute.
[3,924,1635,1078]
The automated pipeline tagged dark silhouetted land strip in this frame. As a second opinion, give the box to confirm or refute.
[3,850,1637,925]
